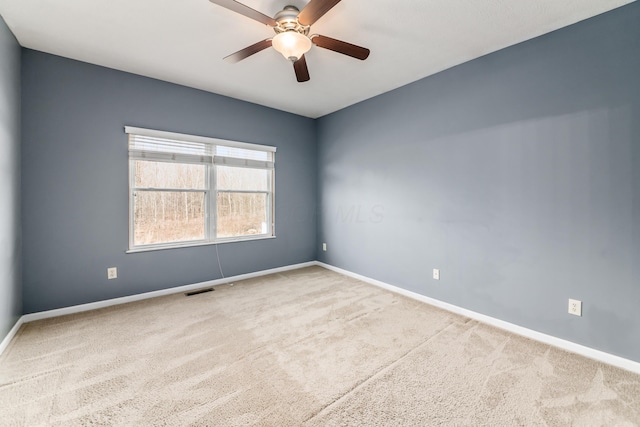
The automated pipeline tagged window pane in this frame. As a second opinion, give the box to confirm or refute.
[134,191,205,245]
[217,166,269,191]
[217,192,268,238]
[135,160,206,189]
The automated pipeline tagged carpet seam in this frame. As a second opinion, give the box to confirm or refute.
[302,318,466,424]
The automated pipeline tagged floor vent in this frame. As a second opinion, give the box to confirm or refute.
[185,288,214,297]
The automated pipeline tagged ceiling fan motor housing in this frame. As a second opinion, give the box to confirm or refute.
[274,6,310,36]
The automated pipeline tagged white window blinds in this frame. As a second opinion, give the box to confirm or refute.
[213,145,274,169]
[125,126,275,168]
[128,134,213,164]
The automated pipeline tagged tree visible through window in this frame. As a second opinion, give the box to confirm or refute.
[216,166,269,237]
[133,161,206,245]
[127,127,275,250]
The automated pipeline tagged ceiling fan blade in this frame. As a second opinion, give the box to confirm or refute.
[311,35,370,60]
[209,0,277,26]
[293,55,310,82]
[298,0,342,26]
[224,39,272,63]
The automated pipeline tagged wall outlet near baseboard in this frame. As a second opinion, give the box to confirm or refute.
[568,299,582,316]
[322,243,327,252]
[107,267,118,280]
[433,269,440,280]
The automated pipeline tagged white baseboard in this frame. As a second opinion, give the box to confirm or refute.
[1,261,313,355]
[316,261,640,375]
[0,316,24,356]
[5,259,640,375]
[21,261,316,324]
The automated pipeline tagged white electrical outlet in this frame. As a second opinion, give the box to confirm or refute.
[107,267,118,280]
[433,269,440,280]
[322,243,327,252]
[568,299,582,316]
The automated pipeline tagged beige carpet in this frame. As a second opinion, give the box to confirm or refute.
[1,266,639,426]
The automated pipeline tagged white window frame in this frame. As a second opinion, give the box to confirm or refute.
[126,126,276,253]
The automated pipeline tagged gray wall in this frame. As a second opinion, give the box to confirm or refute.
[318,3,640,362]
[21,50,317,313]
[0,16,21,337]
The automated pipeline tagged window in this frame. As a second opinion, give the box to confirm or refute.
[126,127,275,251]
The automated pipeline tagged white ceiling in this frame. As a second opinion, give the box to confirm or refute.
[0,0,634,118]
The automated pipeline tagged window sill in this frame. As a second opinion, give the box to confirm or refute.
[126,235,276,254]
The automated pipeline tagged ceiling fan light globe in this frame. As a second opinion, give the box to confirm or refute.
[272,31,311,62]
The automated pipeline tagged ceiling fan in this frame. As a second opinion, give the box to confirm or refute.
[209,0,370,82]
